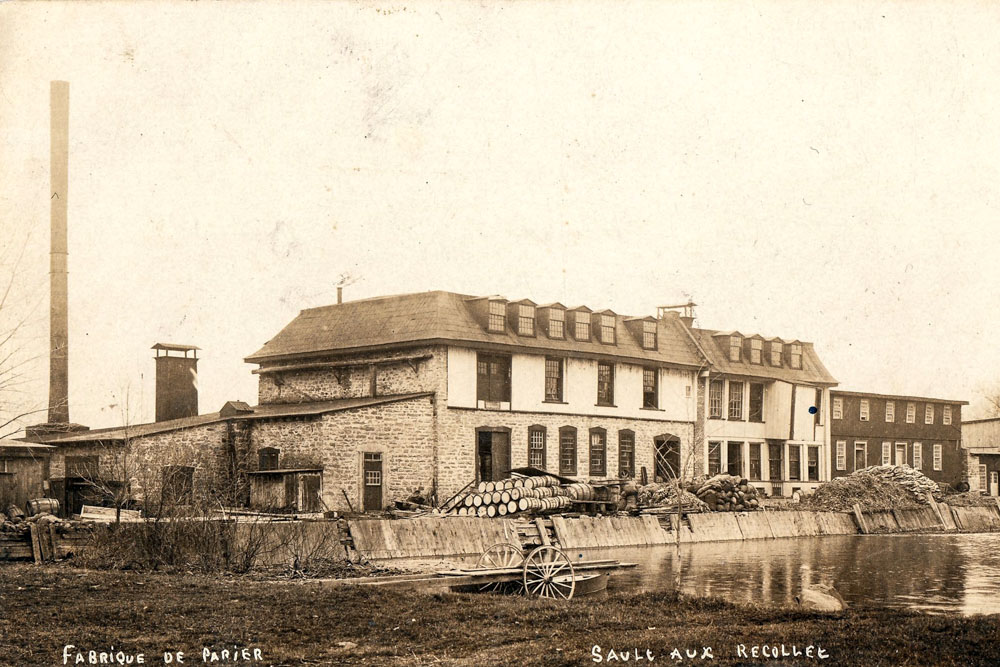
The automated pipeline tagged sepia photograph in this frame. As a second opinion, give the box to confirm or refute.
[1,2,999,665]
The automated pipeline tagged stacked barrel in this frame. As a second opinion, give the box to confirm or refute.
[450,475,593,517]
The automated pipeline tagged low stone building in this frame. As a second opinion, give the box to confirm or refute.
[961,417,1000,496]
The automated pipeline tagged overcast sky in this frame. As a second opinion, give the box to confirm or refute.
[2,2,999,431]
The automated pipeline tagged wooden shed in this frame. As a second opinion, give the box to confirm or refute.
[248,468,323,513]
[0,440,53,511]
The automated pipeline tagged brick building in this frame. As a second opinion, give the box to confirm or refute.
[829,390,967,488]
[687,328,838,497]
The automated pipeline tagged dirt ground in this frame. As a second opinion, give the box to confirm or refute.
[1,563,997,666]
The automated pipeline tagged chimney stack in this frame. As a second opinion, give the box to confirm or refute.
[152,343,200,422]
[658,301,697,328]
[48,81,70,424]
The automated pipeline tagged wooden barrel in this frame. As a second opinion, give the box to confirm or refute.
[485,481,495,493]
[486,504,497,518]
[500,491,511,504]
[497,503,508,516]
[477,481,489,493]
[536,486,554,498]
[491,491,502,504]
[477,505,487,518]
[473,494,484,507]
[513,478,524,489]
[509,488,521,501]
[25,498,60,517]
[464,495,474,507]
[507,500,517,514]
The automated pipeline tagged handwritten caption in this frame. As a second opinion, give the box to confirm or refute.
[62,645,264,665]
[591,643,830,662]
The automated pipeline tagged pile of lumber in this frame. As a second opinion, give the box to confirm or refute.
[803,465,941,512]
[450,475,602,517]
[635,483,709,512]
[690,474,761,511]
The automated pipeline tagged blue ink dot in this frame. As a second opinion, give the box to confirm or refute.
[808,406,818,414]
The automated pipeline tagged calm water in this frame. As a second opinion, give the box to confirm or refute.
[573,533,1000,615]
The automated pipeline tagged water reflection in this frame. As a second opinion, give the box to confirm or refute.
[579,533,1000,615]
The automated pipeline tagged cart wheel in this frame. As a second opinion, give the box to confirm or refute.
[522,545,575,599]
[476,542,524,592]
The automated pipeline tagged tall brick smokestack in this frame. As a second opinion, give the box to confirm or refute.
[48,80,70,424]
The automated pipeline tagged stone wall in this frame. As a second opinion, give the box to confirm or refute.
[248,395,438,512]
[256,346,447,404]
[435,405,695,502]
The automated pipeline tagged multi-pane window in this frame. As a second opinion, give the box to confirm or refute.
[913,442,922,470]
[925,404,934,425]
[860,399,870,421]
[488,300,506,332]
[600,314,615,344]
[749,383,764,422]
[559,427,577,475]
[789,445,801,481]
[855,442,867,470]
[549,309,565,339]
[770,341,783,366]
[750,338,762,364]
[836,441,847,470]
[642,320,657,349]
[906,402,916,423]
[749,443,762,481]
[618,430,635,478]
[709,380,724,419]
[832,397,843,420]
[597,362,615,406]
[885,401,895,422]
[895,442,906,466]
[708,442,722,476]
[476,353,511,403]
[978,464,987,489]
[729,335,742,362]
[943,406,952,425]
[544,357,563,402]
[790,343,802,369]
[642,368,658,408]
[528,426,546,469]
[807,446,819,481]
[768,443,783,480]
[574,312,591,341]
[589,429,607,476]
[933,444,943,471]
[881,442,891,465]
[728,381,744,420]
[259,447,280,470]
[517,304,535,335]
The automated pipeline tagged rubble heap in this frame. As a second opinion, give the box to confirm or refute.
[690,474,762,511]
[802,465,941,512]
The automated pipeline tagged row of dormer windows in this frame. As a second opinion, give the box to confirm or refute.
[482,298,658,350]
[727,335,802,369]
[833,397,954,425]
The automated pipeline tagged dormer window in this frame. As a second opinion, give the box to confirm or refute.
[790,343,802,369]
[642,320,657,350]
[488,300,506,332]
[548,309,564,339]
[750,339,762,364]
[729,335,742,362]
[771,341,783,366]
[574,312,591,341]
[600,314,616,344]
[517,304,535,336]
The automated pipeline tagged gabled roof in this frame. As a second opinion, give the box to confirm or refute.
[35,393,434,444]
[245,291,706,369]
[691,328,837,385]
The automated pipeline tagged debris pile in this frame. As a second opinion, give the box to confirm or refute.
[690,475,762,511]
[802,465,940,512]
[636,483,709,513]
[2,505,89,535]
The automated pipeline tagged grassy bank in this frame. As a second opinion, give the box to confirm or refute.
[1,564,996,666]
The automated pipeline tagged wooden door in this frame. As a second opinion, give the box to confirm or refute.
[992,472,999,497]
[491,432,510,481]
[301,473,322,512]
[284,474,298,509]
[363,452,383,512]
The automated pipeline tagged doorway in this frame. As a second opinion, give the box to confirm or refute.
[476,429,511,482]
[992,472,999,497]
[654,435,680,481]
[362,452,383,512]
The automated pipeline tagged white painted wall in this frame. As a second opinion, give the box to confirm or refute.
[447,345,696,422]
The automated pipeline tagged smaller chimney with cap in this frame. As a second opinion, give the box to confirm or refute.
[152,343,200,422]
[658,301,697,328]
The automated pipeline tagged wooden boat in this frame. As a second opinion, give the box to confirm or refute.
[554,572,609,597]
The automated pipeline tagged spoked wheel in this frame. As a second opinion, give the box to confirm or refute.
[476,542,525,592]
[522,545,575,600]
